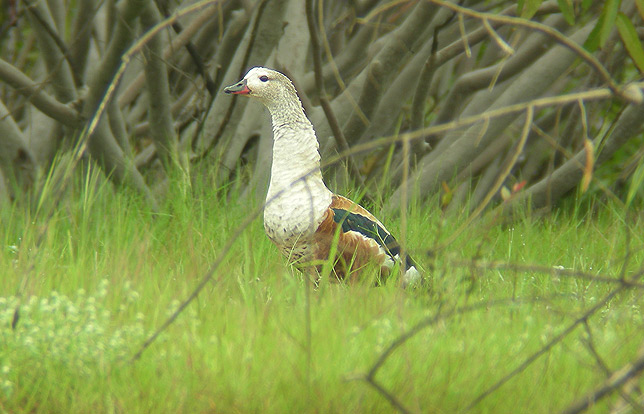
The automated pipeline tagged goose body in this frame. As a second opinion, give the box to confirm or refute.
[225,67,419,285]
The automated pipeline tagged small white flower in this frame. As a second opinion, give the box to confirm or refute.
[1,380,13,398]
[127,290,140,303]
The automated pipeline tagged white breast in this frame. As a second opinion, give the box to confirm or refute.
[263,165,332,258]
[263,124,332,259]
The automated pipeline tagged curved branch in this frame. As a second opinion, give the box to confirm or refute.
[69,0,98,83]
[0,99,39,192]
[434,14,567,125]
[140,2,178,169]
[504,100,644,214]
[387,22,599,212]
[430,0,636,103]
[118,3,220,107]
[24,0,76,82]
[306,0,364,185]
[563,342,644,414]
[467,269,642,409]
[0,58,80,126]
[23,0,77,103]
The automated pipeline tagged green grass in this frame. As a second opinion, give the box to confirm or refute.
[1,168,643,414]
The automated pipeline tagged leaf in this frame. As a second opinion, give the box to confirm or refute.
[501,186,511,201]
[599,0,620,47]
[583,0,620,51]
[626,159,644,208]
[636,0,644,21]
[581,139,594,193]
[556,0,575,24]
[520,0,543,19]
[616,12,644,73]
[584,19,602,52]
[581,0,593,12]
[441,181,453,209]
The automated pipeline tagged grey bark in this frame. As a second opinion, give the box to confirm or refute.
[506,101,644,213]
[0,100,39,193]
[0,58,80,126]
[80,0,158,208]
[141,2,178,170]
[198,0,287,171]
[25,0,77,104]
[386,22,596,212]
[69,0,97,83]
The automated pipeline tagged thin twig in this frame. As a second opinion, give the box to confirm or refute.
[364,377,413,414]
[0,58,80,126]
[429,0,637,103]
[296,83,644,223]
[470,218,638,409]
[23,0,76,82]
[580,320,644,411]
[131,201,260,361]
[350,83,642,165]
[399,131,409,283]
[562,343,644,414]
[305,0,365,186]
[582,321,612,375]
[446,259,644,289]
[357,296,554,412]
[467,228,643,409]
[467,284,629,409]
[482,17,514,55]
[154,0,217,95]
[437,106,533,249]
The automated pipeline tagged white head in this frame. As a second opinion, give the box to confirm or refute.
[224,67,305,119]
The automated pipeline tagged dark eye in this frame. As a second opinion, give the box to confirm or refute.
[259,75,269,82]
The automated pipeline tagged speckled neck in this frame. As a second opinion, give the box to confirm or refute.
[265,105,331,211]
[262,92,332,247]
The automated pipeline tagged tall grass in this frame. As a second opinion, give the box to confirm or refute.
[0,165,642,413]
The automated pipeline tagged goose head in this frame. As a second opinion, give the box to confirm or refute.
[224,67,302,113]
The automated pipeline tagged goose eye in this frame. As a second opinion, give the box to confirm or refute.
[259,75,269,82]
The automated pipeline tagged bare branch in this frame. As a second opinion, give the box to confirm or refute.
[505,101,644,214]
[387,21,599,213]
[306,0,364,186]
[118,3,220,107]
[357,297,553,413]
[468,265,644,409]
[0,99,38,191]
[438,106,532,247]
[0,58,80,126]
[430,0,633,102]
[69,0,99,83]
[446,259,644,289]
[140,2,179,170]
[562,343,644,414]
[23,0,77,103]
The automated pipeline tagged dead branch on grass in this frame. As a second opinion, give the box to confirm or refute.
[562,342,644,414]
